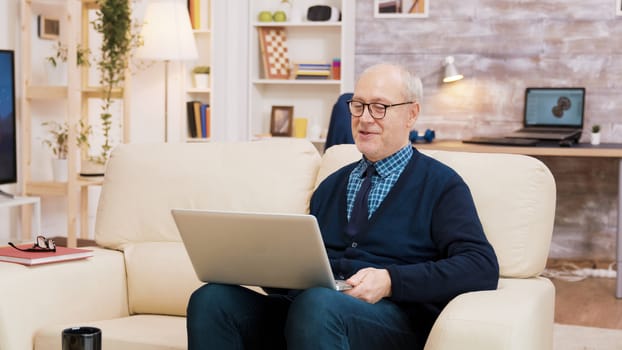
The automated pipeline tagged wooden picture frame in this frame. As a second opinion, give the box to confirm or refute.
[617,0,622,16]
[270,106,294,137]
[37,15,60,40]
[374,0,429,18]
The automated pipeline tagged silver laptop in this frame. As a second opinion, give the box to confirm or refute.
[506,87,585,141]
[171,209,351,291]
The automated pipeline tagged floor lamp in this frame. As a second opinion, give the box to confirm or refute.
[135,0,198,142]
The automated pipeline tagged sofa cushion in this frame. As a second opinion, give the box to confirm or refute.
[95,139,321,248]
[35,315,186,350]
[123,241,268,317]
[317,145,556,278]
[124,242,202,316]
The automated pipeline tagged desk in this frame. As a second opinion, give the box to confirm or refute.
[416,141,622,298]
[0,196,41,241]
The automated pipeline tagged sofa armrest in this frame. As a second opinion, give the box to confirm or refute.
[0,247,129,350]
[424,277,555,350]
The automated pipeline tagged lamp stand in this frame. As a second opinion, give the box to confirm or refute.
[164,60,170,142]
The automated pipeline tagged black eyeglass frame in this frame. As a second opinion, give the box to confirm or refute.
[8,235,56,252]
[347,99,414,119]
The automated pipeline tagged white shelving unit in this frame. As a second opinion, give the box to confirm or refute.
[184,0,213,142]
[248,0,355,142]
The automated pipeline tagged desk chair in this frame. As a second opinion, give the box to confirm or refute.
[324,92,354,152]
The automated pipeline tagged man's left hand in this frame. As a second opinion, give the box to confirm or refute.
[344,268,392,304]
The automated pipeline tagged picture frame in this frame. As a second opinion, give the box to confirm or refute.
[374,0,429,18]
[37,15,60,40]
[270,106,294,137]
[617,0,622,16]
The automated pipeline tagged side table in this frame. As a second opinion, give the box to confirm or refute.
[0,196,41,241]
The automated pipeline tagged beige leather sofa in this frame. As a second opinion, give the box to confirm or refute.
[0,139,556,350]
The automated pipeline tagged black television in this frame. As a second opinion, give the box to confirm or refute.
[0,49,17,190]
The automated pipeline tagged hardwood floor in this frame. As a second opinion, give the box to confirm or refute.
[52,238,622,329]
[548,259,622,329]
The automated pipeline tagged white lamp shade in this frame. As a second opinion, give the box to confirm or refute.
[443,56,464,83]
[136,0,198,61]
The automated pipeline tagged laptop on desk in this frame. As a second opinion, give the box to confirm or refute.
[506,87,585,141]
[171,209,352,291]
[463,87,585,146]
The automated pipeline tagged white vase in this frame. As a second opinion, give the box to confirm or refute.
[309,124,322,140]
[45,62,67,86]
[278,0,292,21]
[194,74,209,89]
[52,158,68,182]
[590,132,601,146]
[290,7,302,22]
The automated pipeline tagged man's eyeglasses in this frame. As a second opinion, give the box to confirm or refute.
[9,235,56,252]
[347,100,414,120]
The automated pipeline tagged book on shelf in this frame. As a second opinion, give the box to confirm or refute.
[187,100,211,139]
[187,0,201,29]
[293,62,331,80]
[0,244,94,266]
[200,103,211,138]
[295,75,330,80]
[193,101,202,137]
[295,70,331,76]
[295,63,331,70]
[186,101,198,137]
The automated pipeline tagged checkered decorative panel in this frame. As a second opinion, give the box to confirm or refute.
[258,27,290,79]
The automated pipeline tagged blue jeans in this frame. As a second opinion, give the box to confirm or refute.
[187,284,421,350]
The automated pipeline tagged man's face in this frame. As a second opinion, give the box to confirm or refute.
[351,66,419,162]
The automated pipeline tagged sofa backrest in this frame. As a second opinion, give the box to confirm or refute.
[95,139,321,248]
[319,145,556,278]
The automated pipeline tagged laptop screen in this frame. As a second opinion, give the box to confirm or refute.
[524,88,585,128]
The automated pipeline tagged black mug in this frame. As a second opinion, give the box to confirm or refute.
[62,327,102,350]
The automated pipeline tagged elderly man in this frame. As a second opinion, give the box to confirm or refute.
[187,63,499,350]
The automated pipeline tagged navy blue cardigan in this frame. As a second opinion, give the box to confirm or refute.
[310,147,499,339]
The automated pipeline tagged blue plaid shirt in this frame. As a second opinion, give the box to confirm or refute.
[346,145,413,220]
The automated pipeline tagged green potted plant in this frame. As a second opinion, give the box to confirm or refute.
[44,41,90,85]
[591,124,601,146]
[42,121,92,181]
[90,0,142,169]
[42,121,70,161]
[192,65,210,89]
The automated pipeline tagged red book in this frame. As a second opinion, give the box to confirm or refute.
[0,244,93,266]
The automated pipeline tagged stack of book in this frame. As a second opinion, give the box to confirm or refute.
[186,101,211,139]
[293,63,331,80]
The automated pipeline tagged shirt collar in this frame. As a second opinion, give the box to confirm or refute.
[357,145,413,179]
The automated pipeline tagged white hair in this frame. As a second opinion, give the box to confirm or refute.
[361,63,423,103]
